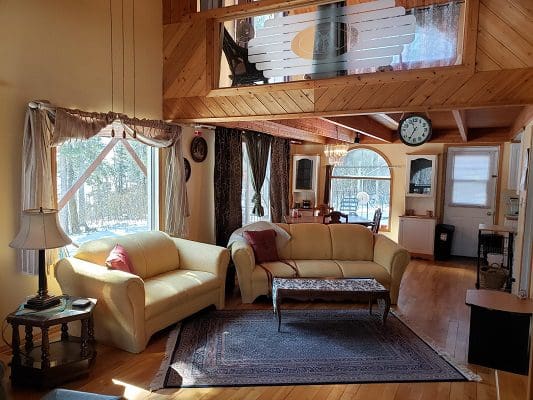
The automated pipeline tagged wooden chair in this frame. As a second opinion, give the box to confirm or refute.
[222,28,268,87]
[316,204,333,216]
[323,211,348,224]
[371,208,382,233]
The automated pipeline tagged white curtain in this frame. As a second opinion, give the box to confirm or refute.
[18,102,189,274]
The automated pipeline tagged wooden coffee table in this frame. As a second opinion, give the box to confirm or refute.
[272,277,391,332]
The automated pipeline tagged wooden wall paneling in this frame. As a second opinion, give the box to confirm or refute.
[479,1,533,66]
[483,0,532,43]
[240,94,272,115]
[423,74,473,106]
[285,89,314,112]
[359,81,405,110]
[269,91,305,114]
[477,30,526,70]
[509,105,533,137]
[403,76,450,106]
[163,21,209,98]
[226,95,258,115]
[444,70,500,105]
[209,96,241,116]
[488,69,533,101]
[508,0,533,16]
[206,19,222,93]
[255,93,288,114]
[380,80,425,108]
[341,83,384,111]
[314,86,346,111]
[323,85,360,112]
[476,48,502,71]
[201,96,229,117]
[468,71,526,105]
[163,0,197,24]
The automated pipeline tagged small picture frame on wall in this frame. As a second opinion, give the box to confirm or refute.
[191,136,208,162]
[184,158,191,182]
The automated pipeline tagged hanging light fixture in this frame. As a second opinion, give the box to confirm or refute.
[324,126,349,165]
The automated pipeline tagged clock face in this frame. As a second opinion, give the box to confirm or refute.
[398,115,432,146]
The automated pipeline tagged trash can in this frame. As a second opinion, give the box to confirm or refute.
[434,224,455,261]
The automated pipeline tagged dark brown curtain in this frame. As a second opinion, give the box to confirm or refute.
[269,137,290,223]
[324,164,333,204]
[214,127,242,246]
[243,131,271,217]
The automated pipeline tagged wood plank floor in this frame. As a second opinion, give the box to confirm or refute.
[0,258,528,399]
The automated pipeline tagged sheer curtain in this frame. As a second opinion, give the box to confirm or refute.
[398,1,463,69]
[18,102,189,274]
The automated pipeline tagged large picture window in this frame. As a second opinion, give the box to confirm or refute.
[330,148,391,230]
[56,136,158,250]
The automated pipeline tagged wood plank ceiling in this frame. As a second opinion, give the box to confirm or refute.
[163,0,533,144]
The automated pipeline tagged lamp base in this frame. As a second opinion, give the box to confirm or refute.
[24,294,61,310]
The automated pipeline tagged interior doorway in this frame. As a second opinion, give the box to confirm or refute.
[443,146,500,257]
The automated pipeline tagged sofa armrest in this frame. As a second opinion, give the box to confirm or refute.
[171,238,230,279]
[373,235,411,304]
[231,240,256,303]
[55,257,146,353]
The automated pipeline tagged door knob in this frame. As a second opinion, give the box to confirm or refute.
[487,211,493,216]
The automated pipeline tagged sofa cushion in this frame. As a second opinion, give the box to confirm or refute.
[243,229,279,263]
[289,223,332,260]
[329,224,374,261]
[335,260,391,286]
[254,261,298,278]
[75,231,179,279]
[105,244,134,273]
[275,223,292,260]
[144,270,219,320]
[294,260,343,278]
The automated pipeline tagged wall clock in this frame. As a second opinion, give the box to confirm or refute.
[191,136,208,162]
[398,114,432,146]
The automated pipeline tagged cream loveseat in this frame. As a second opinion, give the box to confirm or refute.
[56,231,230,353]
[232,223,410,304]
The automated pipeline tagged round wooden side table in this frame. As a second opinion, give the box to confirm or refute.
[6,296,97,387]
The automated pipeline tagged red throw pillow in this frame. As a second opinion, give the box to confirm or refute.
[243,229,279,264]
[105,244,134,274]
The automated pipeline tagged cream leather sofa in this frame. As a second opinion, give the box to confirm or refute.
[56,231,230,353]
[232,223,410,305]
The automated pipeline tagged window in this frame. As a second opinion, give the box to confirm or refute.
[56,135,158,251]
[448,151,493,207]
[330,148,391,229]
[241,141,271,225]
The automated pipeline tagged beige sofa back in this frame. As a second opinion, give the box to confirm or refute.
[274,223,374,261]
[74,231,180,279]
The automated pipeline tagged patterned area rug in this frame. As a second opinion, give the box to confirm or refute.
[152,309,471,389]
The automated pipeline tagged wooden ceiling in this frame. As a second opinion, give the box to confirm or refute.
[162,0,533,144]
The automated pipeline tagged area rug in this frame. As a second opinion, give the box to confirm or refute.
[151,309,475,389]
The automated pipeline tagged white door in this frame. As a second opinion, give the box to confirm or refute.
[443,146,499,257]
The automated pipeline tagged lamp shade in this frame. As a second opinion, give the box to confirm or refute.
[9,208,72,250]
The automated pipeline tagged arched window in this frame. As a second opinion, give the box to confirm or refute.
[330,148,391,230]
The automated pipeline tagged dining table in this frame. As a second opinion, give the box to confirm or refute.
[283,214,374,226]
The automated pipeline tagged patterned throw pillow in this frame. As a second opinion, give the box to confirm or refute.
[105,244,134,274]
[243,229,280,264]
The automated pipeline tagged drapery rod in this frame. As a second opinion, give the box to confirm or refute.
[27,101,182,127]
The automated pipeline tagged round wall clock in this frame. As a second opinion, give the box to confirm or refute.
[398,114,432,146]
[184,158,191,182]
[191,136,208,162]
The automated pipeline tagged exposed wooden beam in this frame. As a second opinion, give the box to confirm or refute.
[451,110,469,142]
[430,128,511,143]
[277,118,356,143]
[323,116,394,143]
[369,113,399,130]
[509,105,533,138]
[216,121,326,144]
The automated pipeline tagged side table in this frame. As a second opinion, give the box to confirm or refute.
[6,296,97,387]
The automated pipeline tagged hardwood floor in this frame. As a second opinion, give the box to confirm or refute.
[0,258,528,399]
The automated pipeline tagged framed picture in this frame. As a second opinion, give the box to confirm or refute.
[184,158,191,182]
[191,136,208,162]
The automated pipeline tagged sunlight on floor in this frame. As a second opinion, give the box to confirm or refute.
[112,378,168,399]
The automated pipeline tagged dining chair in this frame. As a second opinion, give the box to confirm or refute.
[371,208,382,233]
[323,211,348,224]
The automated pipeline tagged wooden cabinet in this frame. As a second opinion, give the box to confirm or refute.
[399,216,436,258]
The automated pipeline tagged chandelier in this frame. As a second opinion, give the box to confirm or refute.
[324,143,349,165]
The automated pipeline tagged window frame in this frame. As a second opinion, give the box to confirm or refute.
[330,147,393,231]
[53,133,159,249]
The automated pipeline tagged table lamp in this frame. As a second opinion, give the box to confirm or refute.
[10,208,72,310]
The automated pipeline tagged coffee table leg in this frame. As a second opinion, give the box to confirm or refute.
[276,296,282,332]
[369,294,373,315]
[381,295,391,325]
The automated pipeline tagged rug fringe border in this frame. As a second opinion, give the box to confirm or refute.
[150,323,182,391]
[391,310,481,382]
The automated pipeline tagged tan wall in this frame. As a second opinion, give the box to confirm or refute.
[181,127,216,244]
[292,141,511,242]
[0,0,162,321]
